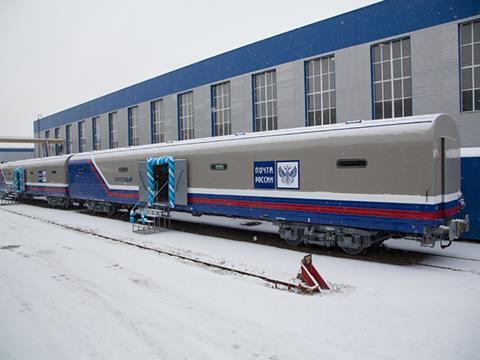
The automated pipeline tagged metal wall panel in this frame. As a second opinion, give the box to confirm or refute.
[137,101,150,146]
[277,61,304,129]
[335,43,372,122]
[193,85,211,139]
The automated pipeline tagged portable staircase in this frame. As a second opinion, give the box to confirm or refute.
[131,203,172,234]
[131,182,172,234]
[0,187,17,206]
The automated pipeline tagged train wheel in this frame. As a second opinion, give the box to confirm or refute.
[279,224,304,246]
[339,244,366,255]
[106,206,117,217]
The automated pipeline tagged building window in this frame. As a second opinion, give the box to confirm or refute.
[54,127,61,155]
[178,91,194,140]
[128,106,139,146]
[306,55,336,126]
[92,116,101,151]
[253,70,277,132]
[372,37,412,119]
[109,112,118,149]
[66,124,72,154]
[460,20,480,112]
[44,130,51,157]
[151,99,165,143]
[78,121,86,153]
[212,82,231,136]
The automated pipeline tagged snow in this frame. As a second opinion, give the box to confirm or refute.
[1,204,479,360]
[461,147,480,158]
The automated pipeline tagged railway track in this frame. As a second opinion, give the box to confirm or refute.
[85,209,480,275]
[2,204,479,277]
[0,207,308,293]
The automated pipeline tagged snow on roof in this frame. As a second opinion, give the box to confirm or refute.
[461,147,480,158]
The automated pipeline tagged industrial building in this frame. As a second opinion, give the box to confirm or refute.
[33,0,480,156]
[31,0,479,240]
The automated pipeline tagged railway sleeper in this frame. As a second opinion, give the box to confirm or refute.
[278,222,389,254]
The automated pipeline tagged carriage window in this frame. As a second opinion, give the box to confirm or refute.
[119,167,128,173]
[337,159,368,168]
[210,163,228,171]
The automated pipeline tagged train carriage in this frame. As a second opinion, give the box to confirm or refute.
[0,114,469,253]
[65,114,468,253]
[0,155,72,207]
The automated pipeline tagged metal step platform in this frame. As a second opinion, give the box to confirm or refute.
[0,190,18,206]
[131,203,171,235]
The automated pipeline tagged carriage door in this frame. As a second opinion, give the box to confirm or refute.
[13,167,25,193]
[139,157,188,208]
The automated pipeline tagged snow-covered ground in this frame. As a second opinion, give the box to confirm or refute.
[1,204,479,360]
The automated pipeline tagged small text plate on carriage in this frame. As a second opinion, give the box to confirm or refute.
[253,161,275,189]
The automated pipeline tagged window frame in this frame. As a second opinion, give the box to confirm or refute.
[65,124,72,154]
[108,112,118,149]
[178,91,194,140]
[371,36,413,120]
[128,106,139,146]
[459,19,480,112]
[44,130,51,157]
[211,81,232,136]
[54,127,61,155]
[252,69,278,132]
[304,54,337,126]
[78,121,86,153]
[92,116,101,151]
[151,99,165,143]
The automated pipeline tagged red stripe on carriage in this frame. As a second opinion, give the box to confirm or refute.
[189,197,460,220]
[26,186,68,193]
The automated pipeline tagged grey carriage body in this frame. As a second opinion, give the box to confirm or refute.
[77,114,459,200]
[1,155,71,186]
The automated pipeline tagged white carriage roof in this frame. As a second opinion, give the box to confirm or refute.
[71,114,446,161]
[2,154,72,167]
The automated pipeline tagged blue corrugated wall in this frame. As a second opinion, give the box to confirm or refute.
[461,157,480,241]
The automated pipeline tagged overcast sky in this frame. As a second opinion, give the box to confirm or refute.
[0,0,378,144]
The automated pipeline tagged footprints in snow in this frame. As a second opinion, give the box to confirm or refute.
[105,263,123,270]
[51,273,70,282]
[1,244,20,250]
[105,263,151,288]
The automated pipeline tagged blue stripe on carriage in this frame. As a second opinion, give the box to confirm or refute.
[188,192,459,212]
